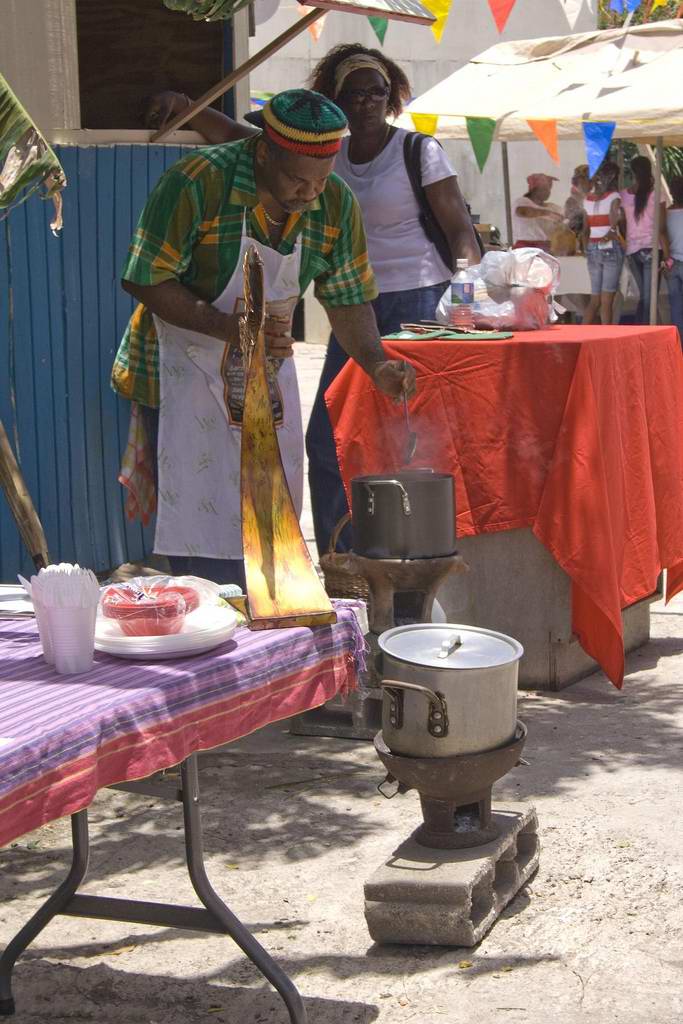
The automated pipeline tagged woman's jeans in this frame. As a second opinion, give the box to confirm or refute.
[305,281,449,558]
[667,259,683,346]
[627,248,657,324]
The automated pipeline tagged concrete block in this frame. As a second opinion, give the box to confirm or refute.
[365,805,539,947]
[437,528,661,690]
[288,682,382,740]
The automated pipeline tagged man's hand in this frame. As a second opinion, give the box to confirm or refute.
[143,91,187,132]
[370,360,416,400]
[264,314,294,359]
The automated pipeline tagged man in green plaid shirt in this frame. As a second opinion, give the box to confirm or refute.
[114,89,414,585]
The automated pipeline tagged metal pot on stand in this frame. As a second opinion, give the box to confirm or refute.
[351,470,455,560]
[379,623,523,758]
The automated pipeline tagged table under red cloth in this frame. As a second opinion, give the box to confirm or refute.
[325,325,683,688]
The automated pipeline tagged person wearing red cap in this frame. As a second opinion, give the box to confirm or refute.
[512,173,563,252]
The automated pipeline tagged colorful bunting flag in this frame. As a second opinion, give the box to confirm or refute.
[466,117,497,172]
[410,113,439,136]
[582,121,617,177]
[559,0,584,29]
[487,0,518,32]
[609,0,642,12]
[423,0,453,43]
[651,0,669,8]
[298,4,327,41]
[527,120,559,163]
[368,15,388,44]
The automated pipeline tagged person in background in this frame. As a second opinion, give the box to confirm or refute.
[114,90,415,587]
[620,155,669,324]
[564,164,591,249]
[664,175,683,345]
[582,161,624,326]
[306,43,480,556]
[512,173,563,251]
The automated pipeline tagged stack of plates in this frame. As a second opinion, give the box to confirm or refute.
[0,584,35,617]
[95,604,238,660]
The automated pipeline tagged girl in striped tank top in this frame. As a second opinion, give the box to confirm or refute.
[582,161,624,325]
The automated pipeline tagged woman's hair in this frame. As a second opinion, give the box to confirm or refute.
[670,175,683,206]
[630,155,654,221]
[309,43,411,119]
[595,160,620,192]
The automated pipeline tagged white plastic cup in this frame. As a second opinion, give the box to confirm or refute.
[32,594,54,665]
[47,605,97,675]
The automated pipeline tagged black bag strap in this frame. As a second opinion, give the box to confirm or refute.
[403,131,428,212]
[403,131,485,262]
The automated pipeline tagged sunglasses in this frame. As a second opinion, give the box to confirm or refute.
[338,86,390,104]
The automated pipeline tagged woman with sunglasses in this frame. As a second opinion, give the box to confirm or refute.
[306,44,480,556]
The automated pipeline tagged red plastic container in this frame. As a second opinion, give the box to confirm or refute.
[101,582,200,637]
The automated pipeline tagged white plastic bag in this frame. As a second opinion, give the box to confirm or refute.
[436,248,560,331]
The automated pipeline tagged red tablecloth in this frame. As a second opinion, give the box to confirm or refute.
[326,325,683,688]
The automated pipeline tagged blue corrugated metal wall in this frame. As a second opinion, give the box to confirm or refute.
[0,144,192,581]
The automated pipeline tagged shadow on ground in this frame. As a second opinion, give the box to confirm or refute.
[9,960,378,1024]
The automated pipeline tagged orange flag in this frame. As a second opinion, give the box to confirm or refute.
[527,120,559,163]
[487,0,518,31]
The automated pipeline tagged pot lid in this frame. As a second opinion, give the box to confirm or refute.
[378,623,523,670]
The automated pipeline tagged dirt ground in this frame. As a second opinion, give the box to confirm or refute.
[1,592,682,1024]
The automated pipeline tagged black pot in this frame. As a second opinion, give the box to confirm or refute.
[351,470,456,560]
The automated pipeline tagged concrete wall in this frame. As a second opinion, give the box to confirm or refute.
[251,0,599,238]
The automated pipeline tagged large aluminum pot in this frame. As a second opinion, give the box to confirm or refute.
[351,470,455,560]
[379,623,523,757]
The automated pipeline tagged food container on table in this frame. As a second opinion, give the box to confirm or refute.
[351,469,455,560]
[379,623,523,758]
[100,579,201,637]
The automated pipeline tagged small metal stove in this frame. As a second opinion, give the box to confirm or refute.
[375,721,527,849]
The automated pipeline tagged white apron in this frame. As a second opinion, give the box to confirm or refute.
[153,225,304,560]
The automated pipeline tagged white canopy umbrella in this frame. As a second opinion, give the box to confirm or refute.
[402,19,683,322]
[405,19,683,142]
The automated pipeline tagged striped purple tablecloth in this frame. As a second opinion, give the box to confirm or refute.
[0,605,365,848]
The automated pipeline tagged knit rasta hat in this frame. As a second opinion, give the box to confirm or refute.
[262,89,347,158]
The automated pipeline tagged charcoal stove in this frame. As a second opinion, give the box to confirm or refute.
[375,721,527,849]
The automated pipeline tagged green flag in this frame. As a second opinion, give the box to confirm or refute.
[466,117,496,172]
[368,16,388,44]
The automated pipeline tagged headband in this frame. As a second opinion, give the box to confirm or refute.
[333,56,391,98]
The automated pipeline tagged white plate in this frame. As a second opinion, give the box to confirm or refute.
[95,604,238,660]
[95,629,236,660]
[0,585,34,615]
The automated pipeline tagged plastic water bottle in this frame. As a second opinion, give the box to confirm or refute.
[449,259,475,330]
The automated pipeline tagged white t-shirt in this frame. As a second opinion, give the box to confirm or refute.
[667,208,683,262]
[512,196,562,243]
[333,127,455,292]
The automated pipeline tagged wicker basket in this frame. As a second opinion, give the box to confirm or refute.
[319,513,370,601]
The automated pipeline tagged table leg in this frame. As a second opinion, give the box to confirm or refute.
[0,810,90,1016]
[180,756,307,1024]
[0,757,307,1024]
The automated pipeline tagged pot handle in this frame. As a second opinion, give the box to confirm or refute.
[381,679,449,739]
[362,480,411,516]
